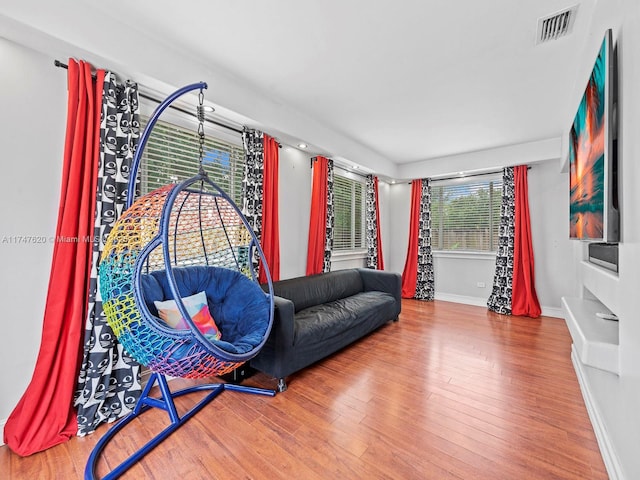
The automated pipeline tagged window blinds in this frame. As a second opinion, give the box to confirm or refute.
[138,117,245,205]
[430,174,503,252]
[333,174,365,251]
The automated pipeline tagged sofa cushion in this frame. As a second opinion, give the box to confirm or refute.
[271,269,364,313]
[293,291,397,346]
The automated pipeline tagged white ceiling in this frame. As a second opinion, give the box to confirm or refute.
[1,0,596,175]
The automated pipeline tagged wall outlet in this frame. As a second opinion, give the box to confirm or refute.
[476,282,486,288]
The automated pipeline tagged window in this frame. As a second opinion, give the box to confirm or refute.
[430,174,502,252]
[333,173,365,251]
[138,116,245,204]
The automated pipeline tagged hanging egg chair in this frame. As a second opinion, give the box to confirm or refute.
[99,179,272,379]
[87,82,275,480]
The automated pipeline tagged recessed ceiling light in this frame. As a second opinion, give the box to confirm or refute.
[391,180,396,184]
[298,143,308,149]
[203,106,215,113]
[353,165,360,170]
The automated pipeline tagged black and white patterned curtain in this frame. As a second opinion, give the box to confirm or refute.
[365,175,379,268]
[487,167,515,314]
[323,159,335,273]
[241,128,264,238]
[74,73,141,436]
[241,128,264,275]
[415,179,434,300]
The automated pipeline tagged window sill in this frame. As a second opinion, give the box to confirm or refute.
[331,250,367,262]
[433,250,496,260]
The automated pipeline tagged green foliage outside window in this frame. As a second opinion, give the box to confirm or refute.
[431,176,502,252]
[139,118,244,205]
[333,174,364,251]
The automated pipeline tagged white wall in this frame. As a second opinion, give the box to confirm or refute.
[616,0,640,381]
[398,137,561,180]
[277,146,311,280]
[615,3,640,470]
[385,182,411,275]
[528,160,581,310]
[433,254,496,305]
[0,38,66,438]
[376,180,393,273]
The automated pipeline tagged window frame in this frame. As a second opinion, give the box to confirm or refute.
[430,173,503,254]
[332,169,366,253]
[136,103,245,205]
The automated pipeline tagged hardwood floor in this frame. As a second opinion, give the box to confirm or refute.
[0,300,608,479]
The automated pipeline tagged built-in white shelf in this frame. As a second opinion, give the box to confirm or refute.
[562,296,619,374]
[581,260,620,314]
[571,350,640,480]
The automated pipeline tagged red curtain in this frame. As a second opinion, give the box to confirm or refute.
[306,156,329,276]
[373,176,385,270]
[259,134,280,284]
[401,179,422,298]
[511,166,541,317]
[4,60,103,456]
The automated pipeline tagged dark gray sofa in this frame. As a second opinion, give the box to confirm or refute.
[250,268,401,392]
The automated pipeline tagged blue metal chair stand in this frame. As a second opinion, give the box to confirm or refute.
[85,372,275,480]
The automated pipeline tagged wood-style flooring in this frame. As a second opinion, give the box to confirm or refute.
[0,300,608,479]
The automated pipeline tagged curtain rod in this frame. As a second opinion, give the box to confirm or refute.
[311,156,369,179]
[430,169,503,183]
[335,164,368,179]
[54,60,243,135]
[429,166,531,183]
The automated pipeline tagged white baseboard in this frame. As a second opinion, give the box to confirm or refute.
[0,418,6,447]
[434,292,487,307]
[541,306,564,318]
[434,292,563,318]
[571,347,623,480]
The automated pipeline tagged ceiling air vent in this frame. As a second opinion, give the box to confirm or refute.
[536,5,578,44]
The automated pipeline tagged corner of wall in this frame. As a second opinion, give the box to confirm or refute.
[0,418,6,447]
[559,129,570,173]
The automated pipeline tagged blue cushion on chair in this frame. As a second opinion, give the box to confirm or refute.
[140,266,270,354]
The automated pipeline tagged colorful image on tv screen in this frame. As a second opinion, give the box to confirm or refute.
[569,36,606,240]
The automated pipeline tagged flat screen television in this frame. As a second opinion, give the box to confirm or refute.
[569,29,619,242]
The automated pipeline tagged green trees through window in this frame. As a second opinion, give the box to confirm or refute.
[139,117,244,204]
[333,174,365,251]
[431,174,502,252]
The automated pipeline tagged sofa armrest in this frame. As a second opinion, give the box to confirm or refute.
[270,295,296,347]
[357,269,402,306]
